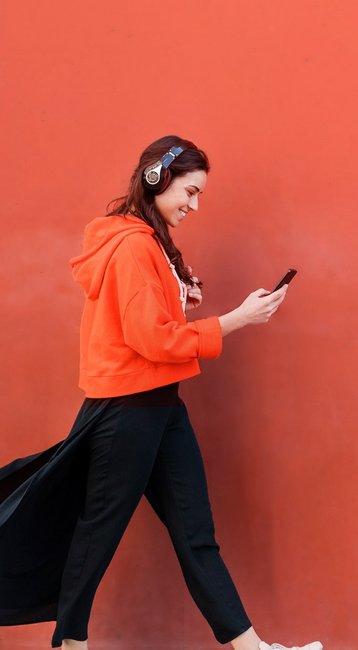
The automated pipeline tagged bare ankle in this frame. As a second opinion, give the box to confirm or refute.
[230,626,262,650]
[62,639,88,649]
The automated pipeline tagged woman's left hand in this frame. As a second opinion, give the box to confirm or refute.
[185,266,203,311]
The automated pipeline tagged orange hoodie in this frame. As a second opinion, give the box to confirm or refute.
[69,213,223,397]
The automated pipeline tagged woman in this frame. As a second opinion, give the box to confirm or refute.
[0,135,323,650]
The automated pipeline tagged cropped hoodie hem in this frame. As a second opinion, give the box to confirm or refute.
[70,213,223,397]
[80,361,202,398]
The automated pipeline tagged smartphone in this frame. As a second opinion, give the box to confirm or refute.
[270,268,297,293]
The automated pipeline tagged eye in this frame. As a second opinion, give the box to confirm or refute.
[186,189,195,197]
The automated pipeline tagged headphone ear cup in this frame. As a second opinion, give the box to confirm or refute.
[142,165,170,193]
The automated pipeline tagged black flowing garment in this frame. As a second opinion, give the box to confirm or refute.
[0,397,110,626]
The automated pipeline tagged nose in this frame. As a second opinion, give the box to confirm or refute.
[188,194,199,211]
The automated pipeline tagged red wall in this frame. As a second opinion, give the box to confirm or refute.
[1,1,357,648]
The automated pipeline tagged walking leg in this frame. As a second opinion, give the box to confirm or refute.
[144,397,256,645]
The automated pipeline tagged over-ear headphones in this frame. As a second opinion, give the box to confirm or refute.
[142,145,187,194]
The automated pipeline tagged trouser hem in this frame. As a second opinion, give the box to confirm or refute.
[215,621,253,644]
[51,626,88,647]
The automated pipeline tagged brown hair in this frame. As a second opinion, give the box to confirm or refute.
[105,134,210,289]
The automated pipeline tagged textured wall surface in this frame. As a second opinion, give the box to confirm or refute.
[1,1,357,648]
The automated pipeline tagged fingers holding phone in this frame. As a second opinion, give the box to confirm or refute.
[264,284,288,316]
[219,269,297,335]
[234,267,297,328]
[260,275,292,318]
[264,268,297,316]
[238,285,287,325]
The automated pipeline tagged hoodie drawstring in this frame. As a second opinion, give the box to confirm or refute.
[156,241,188,314]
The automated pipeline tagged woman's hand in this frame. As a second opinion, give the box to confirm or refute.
[185,266,202,311]
[235,285,288,326]
[218,285,289,336]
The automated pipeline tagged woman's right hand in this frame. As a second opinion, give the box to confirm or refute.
[218,284,289,336]
[234,284,288,326]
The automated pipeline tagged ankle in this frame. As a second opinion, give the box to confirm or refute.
[62,640,88,649]
[230,626,262,650]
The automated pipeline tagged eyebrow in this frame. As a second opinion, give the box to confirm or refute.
[187,185,203,194]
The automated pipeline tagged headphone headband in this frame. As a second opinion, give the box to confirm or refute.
[160,146,186,168]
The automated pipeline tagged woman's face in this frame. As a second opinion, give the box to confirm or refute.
[154,170,207,228]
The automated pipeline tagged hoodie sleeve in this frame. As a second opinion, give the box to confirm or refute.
[121,281,223,363]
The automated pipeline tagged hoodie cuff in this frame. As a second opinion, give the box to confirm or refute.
[194,315,223,359]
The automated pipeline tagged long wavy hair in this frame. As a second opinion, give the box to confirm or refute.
[105,134,210,289]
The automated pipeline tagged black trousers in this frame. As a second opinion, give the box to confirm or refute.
[51,381,252,647]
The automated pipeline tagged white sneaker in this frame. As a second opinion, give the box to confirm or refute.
[259,641,323,650]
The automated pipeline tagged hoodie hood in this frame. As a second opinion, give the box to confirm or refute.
[69,214,155,299]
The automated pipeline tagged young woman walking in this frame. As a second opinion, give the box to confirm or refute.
[0,135,323,650]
